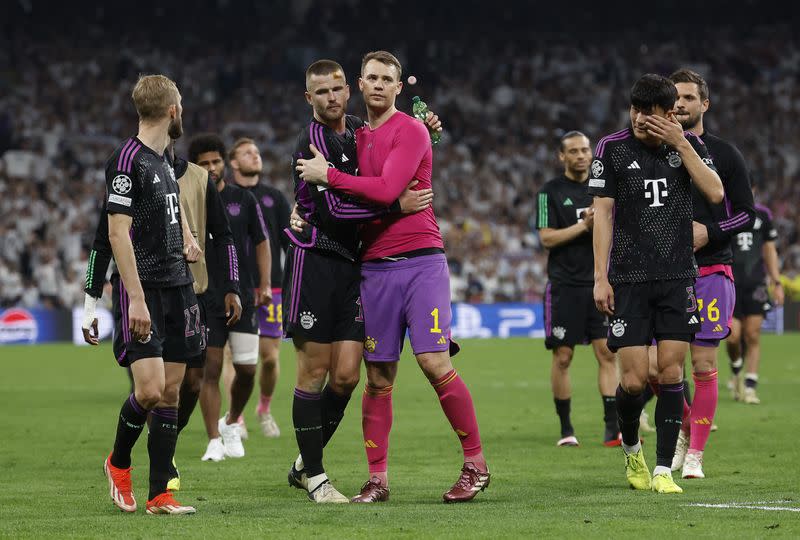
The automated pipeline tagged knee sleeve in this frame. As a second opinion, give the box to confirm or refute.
[228,332,259,365]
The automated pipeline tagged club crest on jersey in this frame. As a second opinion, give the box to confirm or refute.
[112,174,132,194]
[552,326,566,340]
[261,195,274,208]
[591,159,604,178]
[610,319,627,337]
[300,311,317,330]
[227,203,241,216]
[364,336,377,353]
[168,167,176,182]
[702,157,714,166]
[667,151,682,168]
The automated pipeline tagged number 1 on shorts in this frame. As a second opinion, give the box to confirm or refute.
[430,307,442,334]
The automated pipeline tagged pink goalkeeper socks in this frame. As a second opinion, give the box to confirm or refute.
[689,370,718,451]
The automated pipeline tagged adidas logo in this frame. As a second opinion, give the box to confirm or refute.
[693,417,712,425]
[713,324,724,332]
[437,336,447,345]
[364,439,378,448]
[341,153,349,162]
[627,161,640,169]
[563,197,573,206]
[688,315,699,324]
[153,173,161,183]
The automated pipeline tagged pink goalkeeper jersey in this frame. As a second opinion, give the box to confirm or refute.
[326,111,443,260]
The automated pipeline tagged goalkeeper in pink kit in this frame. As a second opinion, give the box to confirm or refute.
[297,50,489,503]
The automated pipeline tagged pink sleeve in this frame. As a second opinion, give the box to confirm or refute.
[327,122,429,205]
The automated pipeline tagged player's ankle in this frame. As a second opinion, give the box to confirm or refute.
[369,471,388,486]
[465,452,487,472]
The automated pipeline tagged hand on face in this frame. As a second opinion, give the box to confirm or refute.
[644,112,686,147]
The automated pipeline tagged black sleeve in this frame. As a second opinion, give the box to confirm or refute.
[763,209,778,242]
[247,191,269,246]
[205,176,240,296]
[706,145,755,243]
[587,152,617,199]
[275,189,292,252]
[84,207,113,298]
[535,183,560,230]
[104,150,142,216]
[311,186,397,226]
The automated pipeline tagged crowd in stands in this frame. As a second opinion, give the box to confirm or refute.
[1,1,798,308]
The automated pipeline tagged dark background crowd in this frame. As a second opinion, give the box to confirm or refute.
[1,0,798,308]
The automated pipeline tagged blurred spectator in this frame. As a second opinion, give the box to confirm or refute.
[0,2,798,306]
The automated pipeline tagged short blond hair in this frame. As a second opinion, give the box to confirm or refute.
[131,74,180,121]
[229,137,257,162]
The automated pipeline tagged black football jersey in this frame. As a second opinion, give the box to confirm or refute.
[588,128,716,284]
[207,184,267,305]
[289,115,396,261]
[536,175,594,286]
[692,132,755,267]
[104,137,192,288]
[245,183,290,286]
[731,204,777,287]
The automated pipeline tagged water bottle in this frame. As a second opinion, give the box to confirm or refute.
[412,96,441,145]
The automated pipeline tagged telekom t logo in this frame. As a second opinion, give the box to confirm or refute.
[644,178,668,207]
[166,193,180,224]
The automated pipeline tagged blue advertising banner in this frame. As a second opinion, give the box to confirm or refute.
[451,303,545,339]
[0,308,72,345]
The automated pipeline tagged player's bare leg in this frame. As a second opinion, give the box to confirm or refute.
[257,336,281,437]
[291,339,348,503]
[217,332,258,457]
[639,346,658,433]
[592,339,620,446]
[199,346,226,461]
[742,315,764,403]
[725,317,745,399]
[550,346,578,446]
[417,351,490,503]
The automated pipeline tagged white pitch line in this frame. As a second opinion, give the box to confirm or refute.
[687,503,800,512]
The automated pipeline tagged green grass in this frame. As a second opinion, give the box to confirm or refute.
[1,335,799,538]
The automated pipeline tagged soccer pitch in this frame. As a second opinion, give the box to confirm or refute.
[1,335,798,538]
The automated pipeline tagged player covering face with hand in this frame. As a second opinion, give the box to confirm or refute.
[589,73,723,495]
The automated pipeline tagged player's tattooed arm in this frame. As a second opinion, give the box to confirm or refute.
[108,213,150,342]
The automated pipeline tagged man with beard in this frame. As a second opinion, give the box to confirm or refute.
[228,138,291,438]
[191,134,273,462]
[662,68,756,480]
[536,131,619,448]
[297,51,489,503]
[589,74,723,494]
[284,59,433,503]
[99,74,202,514]
[83,140,243,491]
